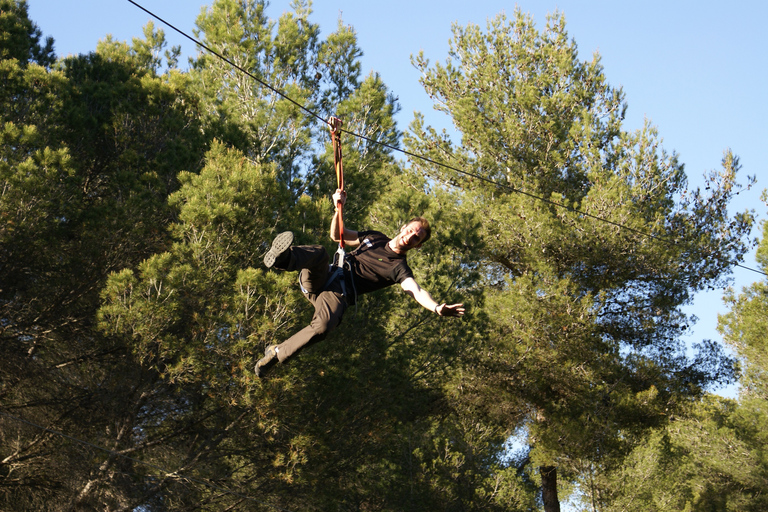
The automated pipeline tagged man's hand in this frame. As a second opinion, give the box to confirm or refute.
[436,303,465,317]
[332,188,346,208]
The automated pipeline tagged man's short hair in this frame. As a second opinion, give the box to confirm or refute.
[405,217,431,244]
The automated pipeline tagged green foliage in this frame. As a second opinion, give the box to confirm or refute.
[720,219,768,399]
[407,8,753,509]
[190,0,318,187]
[0,0,53,66]
[2,1,759,510]
[99,141,301,392]
[97,21,181,74]
[0,4,205,508]
[586,200,768,512]
[594,396,768,512]
[316,16,362,112]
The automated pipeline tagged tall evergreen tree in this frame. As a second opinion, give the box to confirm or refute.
[0,4,205,508]
[591,220,768,511]
[592,395,768,512]
[405,9,754,509]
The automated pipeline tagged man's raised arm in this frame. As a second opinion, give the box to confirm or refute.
[330,189,360,246]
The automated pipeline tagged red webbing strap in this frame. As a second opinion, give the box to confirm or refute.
[329,116,345,249]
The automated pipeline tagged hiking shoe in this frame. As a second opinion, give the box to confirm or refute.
[264,231,294,269]
[255,345,279,378]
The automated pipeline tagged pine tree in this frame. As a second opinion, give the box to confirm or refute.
[406,9,754,509]
[578,204,768,511]
[720,208,768,401]
[593,395,768,512]
[0,4,205,507]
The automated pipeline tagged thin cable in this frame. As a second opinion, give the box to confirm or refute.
[125,0,767,279]
[0,410,296,512]
[737,263,765,276]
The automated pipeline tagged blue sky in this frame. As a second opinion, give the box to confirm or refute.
[27,0,767,396]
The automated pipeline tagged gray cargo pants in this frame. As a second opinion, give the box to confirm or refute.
[275,245,347,362]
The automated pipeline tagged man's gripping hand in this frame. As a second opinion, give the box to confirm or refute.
[332,189,346,208]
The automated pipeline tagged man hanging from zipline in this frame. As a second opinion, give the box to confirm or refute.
[255,188,465,377]
[255,117,464,377]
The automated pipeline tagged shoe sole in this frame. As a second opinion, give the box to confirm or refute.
[264,231,294,268]
[255,345,279,378]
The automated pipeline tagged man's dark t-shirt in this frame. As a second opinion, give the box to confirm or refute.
[346,230,414,295]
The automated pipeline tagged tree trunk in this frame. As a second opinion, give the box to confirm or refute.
[540,465,560,512]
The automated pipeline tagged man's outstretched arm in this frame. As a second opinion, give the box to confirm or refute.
[400,277,465,317]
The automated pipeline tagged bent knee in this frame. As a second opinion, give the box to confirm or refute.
[310,316,342,336]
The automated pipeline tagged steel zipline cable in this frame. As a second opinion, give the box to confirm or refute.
[125,1,766,278]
